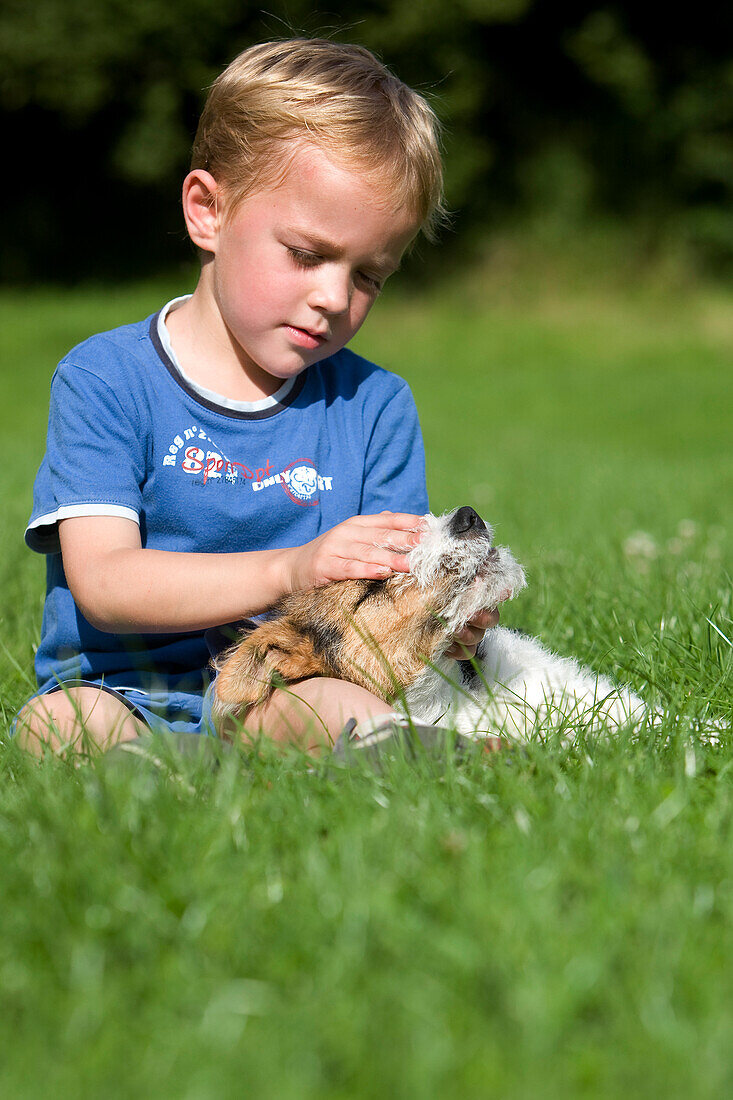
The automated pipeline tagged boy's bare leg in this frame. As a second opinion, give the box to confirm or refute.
[15,687,149,756]
[237,676,396,755]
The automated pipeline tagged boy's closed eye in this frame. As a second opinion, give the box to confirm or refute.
[286,246,384,294]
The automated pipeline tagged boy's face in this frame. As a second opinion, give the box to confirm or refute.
[206,143,420,391]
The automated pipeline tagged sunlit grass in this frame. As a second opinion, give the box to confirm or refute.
[0,257,731,1097]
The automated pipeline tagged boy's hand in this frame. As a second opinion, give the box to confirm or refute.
[444,607,500,660]
[285,511,425,592]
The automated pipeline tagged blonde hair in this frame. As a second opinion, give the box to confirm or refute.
[191,38,445,240]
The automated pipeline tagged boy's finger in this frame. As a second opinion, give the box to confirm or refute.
[357,511,427,530]
[379,531,422,552]
[468,608,498,629]
[341,548,412,575]
[363,547,413,573]
[338,553,409,580]
[346,521,423,552]
[387,552,411,573]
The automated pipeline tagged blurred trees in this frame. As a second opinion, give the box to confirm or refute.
[1,0,731,281]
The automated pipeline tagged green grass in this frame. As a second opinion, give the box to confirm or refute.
[0,263,731,1097]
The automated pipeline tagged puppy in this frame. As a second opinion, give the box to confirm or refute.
[213,507,644,741]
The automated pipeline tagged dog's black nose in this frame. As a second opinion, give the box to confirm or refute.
[450,506,487,538]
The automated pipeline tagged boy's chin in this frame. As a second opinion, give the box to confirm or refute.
[265,347,338,378]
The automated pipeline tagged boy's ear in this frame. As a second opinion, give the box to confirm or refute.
[181,170,220,253]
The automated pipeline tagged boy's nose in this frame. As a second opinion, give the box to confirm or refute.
[308,269,351,315]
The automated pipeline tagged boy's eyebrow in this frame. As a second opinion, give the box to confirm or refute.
[285,227,402,275]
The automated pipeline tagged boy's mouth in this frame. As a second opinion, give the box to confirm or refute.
[284,324,328,350]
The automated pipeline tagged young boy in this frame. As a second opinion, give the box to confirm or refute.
[16,38,496,756]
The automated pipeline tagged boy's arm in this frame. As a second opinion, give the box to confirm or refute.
[59,513,423,634]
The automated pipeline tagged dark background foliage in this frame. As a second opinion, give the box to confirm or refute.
[2,0,731,282]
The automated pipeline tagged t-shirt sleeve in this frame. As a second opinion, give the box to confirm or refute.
[25,359,146,554]
[360,380,429,516]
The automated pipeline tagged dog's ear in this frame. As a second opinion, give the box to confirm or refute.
[212,620,326,726]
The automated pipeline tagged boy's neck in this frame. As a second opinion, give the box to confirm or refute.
[164,277,291,403]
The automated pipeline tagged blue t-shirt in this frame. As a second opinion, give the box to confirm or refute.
[26,299,428,695]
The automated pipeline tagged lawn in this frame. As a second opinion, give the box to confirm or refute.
[0,261,731,1097]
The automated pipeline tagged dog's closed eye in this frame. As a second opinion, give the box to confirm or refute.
[352,578,394,614]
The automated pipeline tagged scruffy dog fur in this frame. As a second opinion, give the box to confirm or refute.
[213,507,644,741]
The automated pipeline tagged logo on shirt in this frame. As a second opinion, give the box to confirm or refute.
[253,459,333,507]
[162,427,333,507]
[287,463,317,501]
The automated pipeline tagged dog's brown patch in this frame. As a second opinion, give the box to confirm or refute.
[213,574,454,726]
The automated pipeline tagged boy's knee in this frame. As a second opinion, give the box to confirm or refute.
[15,686,145,755]
[241,675,395,753]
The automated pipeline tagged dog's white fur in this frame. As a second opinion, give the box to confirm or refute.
[396,510,645,740]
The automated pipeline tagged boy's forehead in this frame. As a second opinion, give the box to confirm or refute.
[270,141,420,253]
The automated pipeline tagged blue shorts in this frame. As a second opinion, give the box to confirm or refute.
[11,678,218,739]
